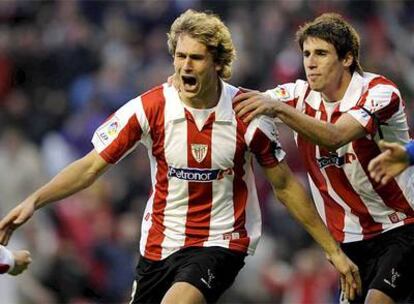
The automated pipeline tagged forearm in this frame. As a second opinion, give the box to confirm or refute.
[29,151,108,209]
[274,102,342,149]
[275,178,341,256]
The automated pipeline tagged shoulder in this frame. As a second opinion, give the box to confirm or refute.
[363,72,400,93]
[266,79,309,101]
[140,84,166,103]
[245,115,278,142]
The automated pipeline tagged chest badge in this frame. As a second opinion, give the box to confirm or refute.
[191,144,208,163]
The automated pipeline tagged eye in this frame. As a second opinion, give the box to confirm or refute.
[175,53,186,59]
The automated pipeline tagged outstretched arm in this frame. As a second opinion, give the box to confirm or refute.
[234,92,365,150]
[368,140,412,185]
[0,149,110,245]
[263,161,362,301]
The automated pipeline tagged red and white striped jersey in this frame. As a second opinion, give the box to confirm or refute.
[92,81,285,260]
[266,72,414,243]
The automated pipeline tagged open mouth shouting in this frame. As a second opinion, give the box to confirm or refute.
[181,75,198,92]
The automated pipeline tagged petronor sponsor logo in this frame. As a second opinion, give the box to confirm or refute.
[168,166,233,182]
[317,153,356,169]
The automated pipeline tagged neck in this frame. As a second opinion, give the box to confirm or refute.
[322,71,353,103]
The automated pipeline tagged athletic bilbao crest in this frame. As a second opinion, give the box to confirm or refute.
[191,144,208,163]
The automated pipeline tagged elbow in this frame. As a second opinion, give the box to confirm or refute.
[82,169,101,188]
[324,139,343,151]
[322,127,347,151]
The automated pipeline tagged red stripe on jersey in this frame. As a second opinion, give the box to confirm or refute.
[320,102,381,239]
[229,117,249,251]
[286,97,298,108]
[100,115,142,163]
[374,92,400,122]
[298,103,346,242]
[184,110,214,246]
[142,86,169,260]
[367,76,398,90]
[249,128,280,168]
[356,78,400,134]
[323,160,382,238]
[353,137,414,218]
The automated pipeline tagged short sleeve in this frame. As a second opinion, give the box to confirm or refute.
[245,116,286,168]
[265,80,308,112]
[347,83,403,135]
[91,96,147,164]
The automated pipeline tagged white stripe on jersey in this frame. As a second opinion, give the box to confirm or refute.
[308,174,327,226]
[161,88,189,259]
[204,119,237,248]
[342,144,406,227]
[139,135,154,257]
[313,136,363,243]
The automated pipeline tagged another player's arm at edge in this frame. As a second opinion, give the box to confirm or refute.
[263,161,362,300]
[0,150,110,245]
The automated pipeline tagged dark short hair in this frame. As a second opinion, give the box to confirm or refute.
[296,13,362,74]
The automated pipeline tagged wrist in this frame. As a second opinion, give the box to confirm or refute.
[405,141,414,165]
[324,243,342,258]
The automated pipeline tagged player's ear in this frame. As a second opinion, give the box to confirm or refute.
[343,52,353,69]
[215,63,222,72]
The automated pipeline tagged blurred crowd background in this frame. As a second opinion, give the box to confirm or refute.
[0,1,413,303]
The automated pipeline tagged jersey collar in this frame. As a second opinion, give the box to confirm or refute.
[304,72,365,112]
[163,80,236,124]
[338,72,365,112]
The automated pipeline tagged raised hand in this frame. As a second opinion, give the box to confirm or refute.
[234,89,278,123]
[0,199,36,245]
[368,140,409,185]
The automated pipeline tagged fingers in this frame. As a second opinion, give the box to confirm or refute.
[0,205,29,245]
[233,91,261,104]
[236,99,260,118]
[378,140,396,151]
[14,206,32,225]
[0,215,18,245]
[353,267,362,296]
[367,155,379,173]
[340,276,346,302]
[238,87,259,93]
[341,265,361,302]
